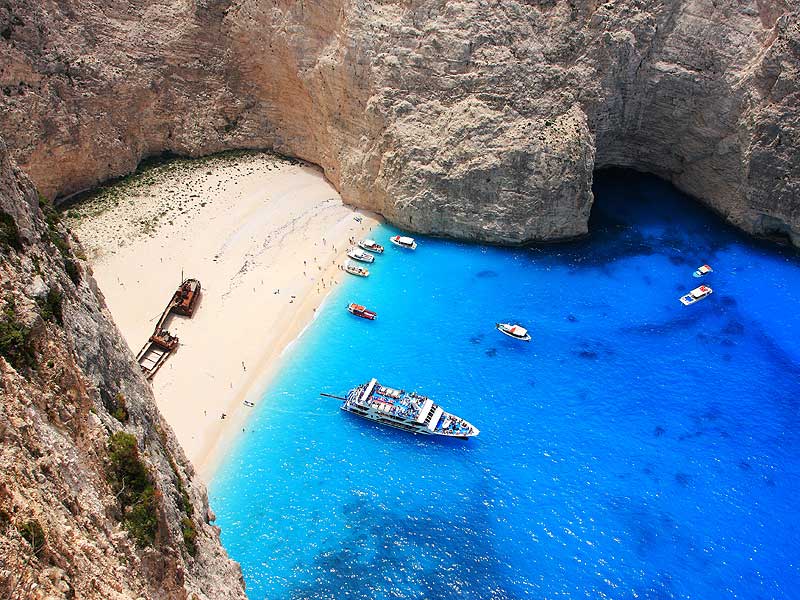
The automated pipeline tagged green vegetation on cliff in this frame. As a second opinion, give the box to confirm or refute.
[39,194,81,285]
[155,424,198,556]
[0,210,21,252]
[107,432,159,547]
[0,298,35,372]
[111,392,129,423]
[18,519,46,555]
[37,288,63,326]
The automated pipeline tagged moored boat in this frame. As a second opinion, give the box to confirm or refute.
[496,322,531,341]
[693,264,713,278]
[680,285,713,305]
[344,261,369,277]
[390,235,417,250]
[347,303,377,320]
[347,247,375,263]
[358,239,384,254]
[335,378,479,438]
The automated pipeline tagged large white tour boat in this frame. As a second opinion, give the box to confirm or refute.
[334,378,479,439]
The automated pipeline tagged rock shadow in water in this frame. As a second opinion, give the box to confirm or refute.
[621,314,698,336]
[721,319,745,336]
[573,340,615,360]
[287,481,515,600]
[674,472,691,487]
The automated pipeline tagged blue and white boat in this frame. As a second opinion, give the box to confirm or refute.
[338,379,479,439]
[693,264,713,278]
[680,284,713,305]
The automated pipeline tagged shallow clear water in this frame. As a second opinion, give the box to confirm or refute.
[211,171,800,600]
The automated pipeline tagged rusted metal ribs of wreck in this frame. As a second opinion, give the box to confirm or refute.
[135,278,202,380]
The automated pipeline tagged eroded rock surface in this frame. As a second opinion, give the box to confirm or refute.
[1,0,798,245]
[0,137,244,598]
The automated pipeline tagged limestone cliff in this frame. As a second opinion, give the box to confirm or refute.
[0,1,797,597]
[0,0,797,246]
[0,137,244,598]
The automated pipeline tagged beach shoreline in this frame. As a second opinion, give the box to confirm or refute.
[66,151,381,481]
[194,232,370,481]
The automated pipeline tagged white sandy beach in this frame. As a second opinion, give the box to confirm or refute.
[67,152,380,480]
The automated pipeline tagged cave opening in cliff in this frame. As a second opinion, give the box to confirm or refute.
[590,167,733,247]
[589,167,800,251]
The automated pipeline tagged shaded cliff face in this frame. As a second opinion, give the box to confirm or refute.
[0,140,244,598]
[0,1,798,245]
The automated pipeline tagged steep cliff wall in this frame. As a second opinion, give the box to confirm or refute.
[0,0,797,245]
[0,1,796,596]
[0,138,245,598]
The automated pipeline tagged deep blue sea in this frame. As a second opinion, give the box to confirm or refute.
[210,171,800,600]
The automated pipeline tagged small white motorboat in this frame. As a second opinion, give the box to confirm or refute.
[679,285,712,305]
[693,264,713,278]
[390,235,417,250]
[358,239,384,254]
[347,247,375,263]
[495,323,531,342]
[344,262,369,277]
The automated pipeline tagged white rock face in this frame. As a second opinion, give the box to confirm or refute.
[0,1,797,245]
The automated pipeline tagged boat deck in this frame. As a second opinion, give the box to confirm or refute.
[345,379,477,437]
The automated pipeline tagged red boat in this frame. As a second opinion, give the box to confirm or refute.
[347,303,377,320]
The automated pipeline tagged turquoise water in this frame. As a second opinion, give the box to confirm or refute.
[210,170,800,599]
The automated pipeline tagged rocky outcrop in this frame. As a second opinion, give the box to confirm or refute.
[0,137,244,598]
[0,0,798,245]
